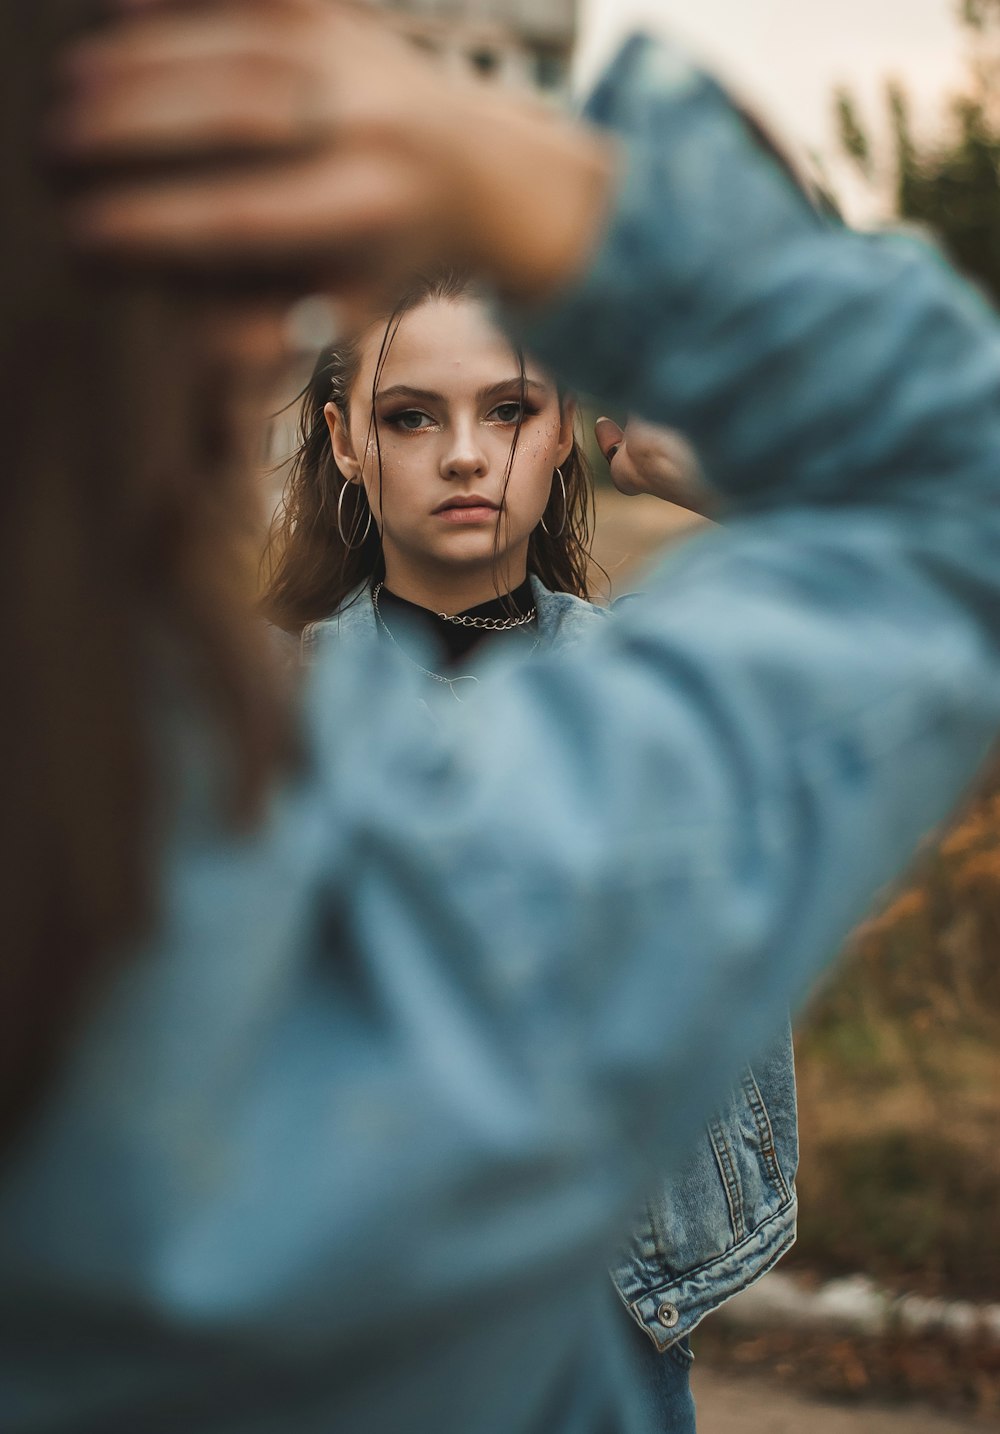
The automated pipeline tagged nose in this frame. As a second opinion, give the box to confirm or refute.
[440,417,488,482]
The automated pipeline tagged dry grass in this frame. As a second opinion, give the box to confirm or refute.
[694,1321,1000,1423]
[791,774,1000,1303]
[702,787,1000,1417]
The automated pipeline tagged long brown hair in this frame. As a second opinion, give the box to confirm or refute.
[263,270,594,632]
[2,2,288,1146]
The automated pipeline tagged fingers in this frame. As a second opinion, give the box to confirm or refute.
[618,420,716,516]
[54,60,317,161]
[49,0,612,307]
[53,7,326,161]
[67,147,433,285]
[595,414,714,511]
[624,420,691,484]
[61,7,308,94]
[51,0,446,290]
[594,415,625,463]
[594,416,648,496]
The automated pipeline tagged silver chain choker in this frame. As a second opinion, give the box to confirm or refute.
[371,582,535,629]
[435,604,536,630]
[371,583,538,701]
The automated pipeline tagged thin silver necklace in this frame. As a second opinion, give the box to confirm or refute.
[371,582,538,702]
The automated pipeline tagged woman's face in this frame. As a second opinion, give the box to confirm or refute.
[326,295,575,599]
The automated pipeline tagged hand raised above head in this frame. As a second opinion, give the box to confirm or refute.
[51,0,613,320]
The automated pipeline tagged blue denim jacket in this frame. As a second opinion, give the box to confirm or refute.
[4,33,1000,1434]
[302,580,798,1355]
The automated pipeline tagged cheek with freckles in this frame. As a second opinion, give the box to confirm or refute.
[505,424,564,518]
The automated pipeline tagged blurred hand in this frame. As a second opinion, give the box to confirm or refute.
[594,416,716,517]
[52,0,613,323]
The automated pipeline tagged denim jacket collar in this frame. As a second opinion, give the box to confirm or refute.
[302,575,608,665]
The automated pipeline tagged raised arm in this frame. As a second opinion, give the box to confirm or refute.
[304,36,1000,1184]
[56,0,1000,1227]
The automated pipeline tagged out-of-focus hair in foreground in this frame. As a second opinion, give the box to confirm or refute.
[0,1,288,1147]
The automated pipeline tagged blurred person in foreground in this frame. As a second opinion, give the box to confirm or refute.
[4,2,1000,1432]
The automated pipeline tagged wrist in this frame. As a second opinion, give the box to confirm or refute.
[439,88,617,306]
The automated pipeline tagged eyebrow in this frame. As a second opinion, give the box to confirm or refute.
[374,378,550,405]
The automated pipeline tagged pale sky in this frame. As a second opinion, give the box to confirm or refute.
[576,1,969,220]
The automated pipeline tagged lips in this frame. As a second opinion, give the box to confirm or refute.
[432,494,501,525]
[433,494,499,514]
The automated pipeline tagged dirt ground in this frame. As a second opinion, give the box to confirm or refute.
[692,1367,988,1434]
[588,486,704,596]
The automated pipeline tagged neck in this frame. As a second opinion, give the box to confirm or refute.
[380,561,529,615]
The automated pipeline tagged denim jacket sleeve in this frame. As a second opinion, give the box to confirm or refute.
[309,33,1000,1195]
[7,34,1000,1434]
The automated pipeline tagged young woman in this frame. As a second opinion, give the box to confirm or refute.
[264,271,799,1429]
[8,5,1000,1433]
[266,269,587,682]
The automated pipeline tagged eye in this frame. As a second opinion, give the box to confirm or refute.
[385,408,434,432]
[488,401,525,424]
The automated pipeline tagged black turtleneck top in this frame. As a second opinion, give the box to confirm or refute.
[376,579,536,672]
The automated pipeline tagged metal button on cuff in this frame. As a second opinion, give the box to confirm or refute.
[656,1302,680,1329]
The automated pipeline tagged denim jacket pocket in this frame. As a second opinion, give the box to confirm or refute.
[611,1029,797,1351]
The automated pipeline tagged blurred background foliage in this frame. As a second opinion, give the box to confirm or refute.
[836,0,1000,303]
[790,0,1000,1311]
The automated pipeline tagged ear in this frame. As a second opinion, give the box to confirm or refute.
[555,396,577,468]
[325,401,361,482]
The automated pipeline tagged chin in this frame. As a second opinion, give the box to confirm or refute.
[435,539,502,565]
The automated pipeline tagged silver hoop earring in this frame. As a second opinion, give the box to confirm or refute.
[336,481,373,550]
[540,466,567,538]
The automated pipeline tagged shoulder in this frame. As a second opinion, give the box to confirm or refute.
[299,585,376,665]
[530,576,610,652]
[266,622,302,673]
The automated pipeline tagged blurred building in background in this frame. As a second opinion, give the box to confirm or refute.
[375,0,577,96]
